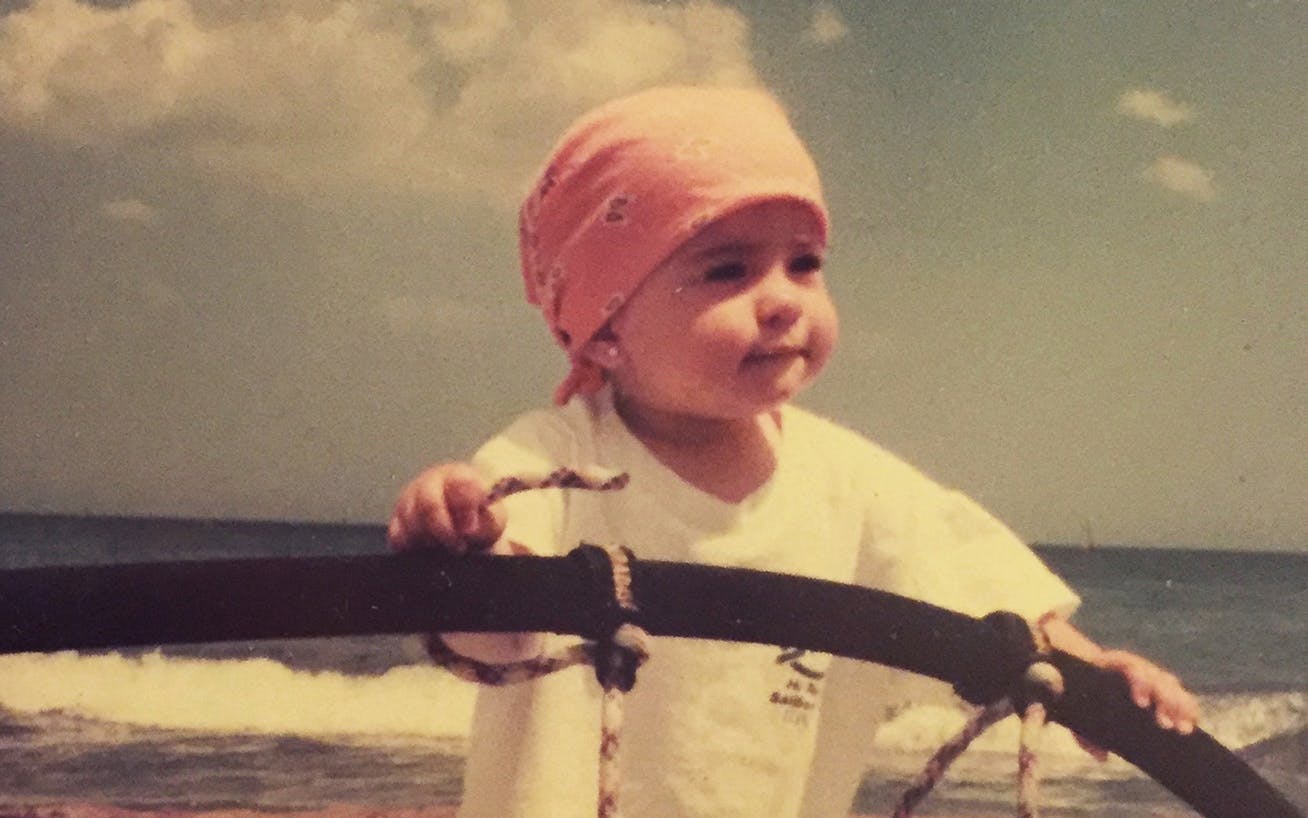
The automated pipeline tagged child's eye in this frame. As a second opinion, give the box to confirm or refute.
[789,253,824,275]
[703,262,748,282]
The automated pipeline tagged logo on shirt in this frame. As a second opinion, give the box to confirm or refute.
[769,648,826,725]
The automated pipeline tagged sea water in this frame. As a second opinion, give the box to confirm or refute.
[0,514,1304,816]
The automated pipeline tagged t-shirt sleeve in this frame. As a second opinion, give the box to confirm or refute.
[897,487,1079,621]
[856,450,1080,622]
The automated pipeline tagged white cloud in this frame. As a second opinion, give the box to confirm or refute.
[1116,88,1194,127]
[101,197,159,225]
[1143,155,1217,202]
[803,2,848,45]
[0,0,758,205]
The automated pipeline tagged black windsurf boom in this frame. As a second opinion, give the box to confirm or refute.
[0,546,1300,818]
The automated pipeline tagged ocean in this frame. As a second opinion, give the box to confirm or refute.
[0,513,1304,817]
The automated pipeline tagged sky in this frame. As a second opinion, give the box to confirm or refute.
[1,0,1305,551]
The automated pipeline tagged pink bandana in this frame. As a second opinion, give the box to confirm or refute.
[518,85,829,405]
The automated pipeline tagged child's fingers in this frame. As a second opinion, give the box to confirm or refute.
[1153,674,1199,734]
[1104,650,1200,735]
[421,485,469,554]
[1124,665,1155,710]
[1106,652,1155,706]
[1099,650,1151,708]
[387,491,433,552]
[1135,668,1198,733]
[386,513,409,551]
[477,502,509,552]
[442,477,479,540]
[395,485,460,552]
[387,466,470,553]
[443,469,505,552]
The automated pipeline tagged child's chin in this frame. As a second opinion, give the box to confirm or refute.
[751,366,814,401]
[741,382,808,413]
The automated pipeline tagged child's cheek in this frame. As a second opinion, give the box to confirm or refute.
[821,307,840,357]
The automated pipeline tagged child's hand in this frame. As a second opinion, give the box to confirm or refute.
[1040,616,1199,760]
[1069,650,1200,762]
[388,464,537,663]
[387,463,507,556]
[1097,649,1200,734]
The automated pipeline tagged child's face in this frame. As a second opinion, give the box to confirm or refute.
[602,199,838,423]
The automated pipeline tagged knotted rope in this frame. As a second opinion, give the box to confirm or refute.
[893,616,1066,818]
[428,468,646,818]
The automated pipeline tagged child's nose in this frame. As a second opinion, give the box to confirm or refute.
[754,269,803,329]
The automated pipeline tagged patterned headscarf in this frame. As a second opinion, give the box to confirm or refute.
[518,85,829,405]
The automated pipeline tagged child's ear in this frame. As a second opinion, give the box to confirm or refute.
[581,327,622,371]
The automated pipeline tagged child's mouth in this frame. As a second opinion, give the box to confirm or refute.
[743,346,808,366]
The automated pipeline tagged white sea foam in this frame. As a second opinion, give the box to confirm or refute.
[1,649,1302,782]
[866,690,1308,783]
[1201,690,1307,749]
[0,650,476,740]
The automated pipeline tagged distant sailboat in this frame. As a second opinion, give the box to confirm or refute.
[1081,519,1097,550]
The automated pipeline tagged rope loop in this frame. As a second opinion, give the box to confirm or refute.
[595,621,652,693]
[954,610,1041,706]
[424,469,643,818]
[429,541,648,818]
[427,542,648,692]
[1022,660,1066,705]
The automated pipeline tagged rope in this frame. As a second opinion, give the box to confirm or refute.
[429,468,647,818]
[893,647,1066,818]
[485,466,630,504]
[597,621,650,818]
[1017,661,1065,818]
[892,699,1015,818]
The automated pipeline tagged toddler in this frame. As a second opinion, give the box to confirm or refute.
[388,85,1198,818]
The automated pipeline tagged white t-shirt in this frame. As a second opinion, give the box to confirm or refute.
[457,391,1079,818]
